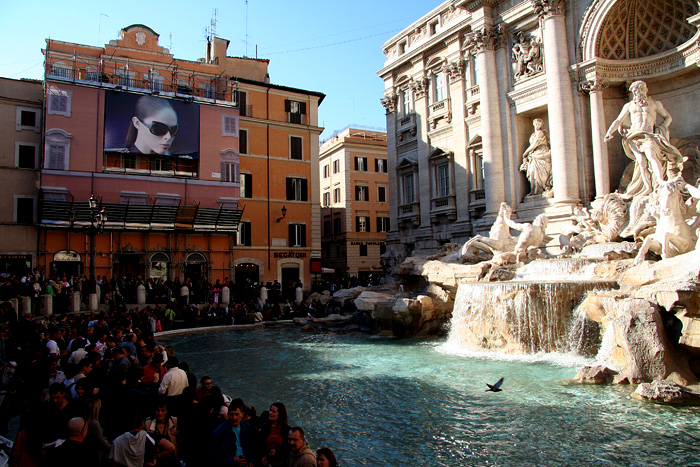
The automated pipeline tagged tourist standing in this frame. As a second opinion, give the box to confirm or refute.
[286,427,316,467]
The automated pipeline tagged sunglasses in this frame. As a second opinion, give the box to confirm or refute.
[139,119,179,137]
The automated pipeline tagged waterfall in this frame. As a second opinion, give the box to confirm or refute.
[448,280,616,354]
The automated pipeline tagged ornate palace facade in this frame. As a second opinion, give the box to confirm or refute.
[378,0,700,258]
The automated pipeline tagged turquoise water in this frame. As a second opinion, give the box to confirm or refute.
[161,328,700,467]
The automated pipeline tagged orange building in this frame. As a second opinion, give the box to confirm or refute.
[41,25,324,292]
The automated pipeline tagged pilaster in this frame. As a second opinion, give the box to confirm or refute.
[580,79,610,198]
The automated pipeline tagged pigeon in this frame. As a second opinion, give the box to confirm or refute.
[486,377,504,392]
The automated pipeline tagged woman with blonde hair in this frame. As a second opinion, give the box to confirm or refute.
[82,398,110,467]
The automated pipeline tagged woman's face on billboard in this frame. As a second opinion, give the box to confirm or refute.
[132,106,178,154]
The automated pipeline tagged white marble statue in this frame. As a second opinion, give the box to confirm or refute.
[459,202,516,260]
[520,118,553,197]
[504,212,551,259]
[604,80,686,199]
[634,177,699,264]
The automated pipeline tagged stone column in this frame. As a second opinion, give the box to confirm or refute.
[447,58,471,225]
[412,77,432,229]
[221,286,231,305]
[580,79,610,197]
[260,285,268,303]
[380,91,400,248]
[41,294,53,317]
[20,297,31,317]
[69,293,81,313]
[534,0,580,203]
[88,293,99,311]
[136,284,146,305]
[465,26,506,216]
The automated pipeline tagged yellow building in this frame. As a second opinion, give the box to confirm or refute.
[319,127,389,282]
[0,77,42,276]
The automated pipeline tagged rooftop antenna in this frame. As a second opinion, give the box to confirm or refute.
[169,33,174,53]
[98,13,109,46]
[205,8,218,42]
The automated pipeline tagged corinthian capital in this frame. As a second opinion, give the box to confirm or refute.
[446,60,466,82]
[380,92,397,113]
[464,25,504,53]
[531,0,566,18]
[410,77,429,100]
[579,79,608,93]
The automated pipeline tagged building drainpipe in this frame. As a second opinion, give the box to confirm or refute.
[266,86,271,272]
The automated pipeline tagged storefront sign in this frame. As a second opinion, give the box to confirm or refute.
[273,251,307,259]
[350,241,386,246]
[54,251,81,262]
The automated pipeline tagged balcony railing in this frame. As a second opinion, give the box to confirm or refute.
[398,202,420,226]
[470,189,485,204]
[430,195,457,222]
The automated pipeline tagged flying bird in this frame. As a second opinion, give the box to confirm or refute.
[486,377,504,392]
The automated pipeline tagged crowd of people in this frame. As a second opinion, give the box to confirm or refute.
[0,288,342,466]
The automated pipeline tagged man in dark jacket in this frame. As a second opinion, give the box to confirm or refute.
[210,398,257,466]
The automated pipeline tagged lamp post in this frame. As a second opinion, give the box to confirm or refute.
[71,195,107,279]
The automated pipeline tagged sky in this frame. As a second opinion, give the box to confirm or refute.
[0,0,444,141]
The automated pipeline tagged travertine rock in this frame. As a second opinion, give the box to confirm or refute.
[631,380,700,404]
[575,365,618,384]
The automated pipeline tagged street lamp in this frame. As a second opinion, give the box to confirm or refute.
[71,195,107,278]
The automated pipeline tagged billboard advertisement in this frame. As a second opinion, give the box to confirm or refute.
[104,91,199,158]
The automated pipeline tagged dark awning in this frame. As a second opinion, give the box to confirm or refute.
[41,200,242,232]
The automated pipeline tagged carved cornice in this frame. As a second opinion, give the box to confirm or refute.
[531,0,566,18]
[507,79,548,109]
[463,25,504,54]
[380,92,397,113]
[579,79,608,93]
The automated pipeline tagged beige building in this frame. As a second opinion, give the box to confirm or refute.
[378,0,700,260]
[0,77,42,275]
[319,127,389,281]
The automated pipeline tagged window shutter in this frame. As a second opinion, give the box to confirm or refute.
[366,217,371,233]
[355,185,360,201]
[286,178,294,200]
[284,99,291,112]
[355,216,360,232]
[301,179,308,201]
[300,102,307,114]
[375,158,379,172]
[300,224,306,247]
[354,157,359,171]
[376,217,380,231]
[363,157,368,170]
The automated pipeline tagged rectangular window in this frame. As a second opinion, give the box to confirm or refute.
[236,221,251,246]
[47,144,67,170]
[355,156,367,171]
[377,216,390,232]
[17,144,37,169]
[239,129,248,154]
[438,164,450,197]
[333,187,341,203]
[400,89,411,116]
[222,115,238,137]
[286,177,308,201]
[323,220,331,237]
[375,158,387,173]
[323,164,329,178]
[359,244,368,257]
[122,154,137,169]
[355,216,370,233]
[432,72,446,103]
[235,91,248,116]
[15,197,34,225]
[290,136,303,160]
[333,159,340,174]
[48,92,70,116]
[285,100,306,124]
[377,186,386,203]
[241,173,253,198]
[16,107,39,131]
[399,41,407,55]
[152,157,172,172]
[355,185,369,201]
[404,174,415,204]
[221,161,239,182]
[289,224,306,247]
[430,20,439,35]
[333,217,341,235]
[323,192,330,207]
